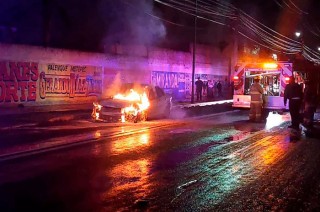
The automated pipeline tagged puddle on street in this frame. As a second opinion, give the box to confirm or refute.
[103,157,154,210]
[111,131,152,155]
[223,131,252,142]
[169,129,197,134]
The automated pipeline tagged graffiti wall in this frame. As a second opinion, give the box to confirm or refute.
[151,71,188,100]
[0,60,102,105]
[152,71,228,100]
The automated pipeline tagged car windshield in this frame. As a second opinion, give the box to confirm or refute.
[119,83,146,94]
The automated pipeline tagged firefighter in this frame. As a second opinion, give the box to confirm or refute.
[249,76,264,122]
[284,76,303,130]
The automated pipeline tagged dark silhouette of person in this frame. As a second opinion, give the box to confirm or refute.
[230,81,234,97]
[284,76,303,130]
[203,81,208,97]
[217,81,222,97]
[207,80,214,99]
[303,79,317,131]
[195,77,204,101]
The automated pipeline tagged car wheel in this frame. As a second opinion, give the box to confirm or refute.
[142,111,148,121]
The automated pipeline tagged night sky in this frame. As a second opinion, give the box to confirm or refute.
[0,0,319,53]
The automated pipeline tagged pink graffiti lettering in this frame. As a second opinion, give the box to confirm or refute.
[0,61,39,103]
[5,81,18,102]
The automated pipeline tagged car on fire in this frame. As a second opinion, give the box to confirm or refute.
[92,83,172,123]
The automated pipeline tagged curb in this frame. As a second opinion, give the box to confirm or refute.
[172,100,233,109]
[1,100,233,116]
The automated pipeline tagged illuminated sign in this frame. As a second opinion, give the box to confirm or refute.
[263,63,278,69]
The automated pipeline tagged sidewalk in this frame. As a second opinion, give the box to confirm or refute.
[0,99,234,131]
[173,99,233,108]
[0,103,93,116]
[0,103,94,129]
[0,99,233,116]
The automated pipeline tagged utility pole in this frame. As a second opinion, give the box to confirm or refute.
[191,0,198,103]
[231,10,239,83]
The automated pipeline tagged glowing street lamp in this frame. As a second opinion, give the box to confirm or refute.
[294,31,303,55]
[318,47,320,52]
[272,53,278,61]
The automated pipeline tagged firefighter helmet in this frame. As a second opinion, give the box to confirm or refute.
[254,76,261,81]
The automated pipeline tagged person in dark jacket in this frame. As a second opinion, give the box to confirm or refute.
[195,77,204,101]
[284,76,303,129]
[303,79,317,130]
[217,81,222,97]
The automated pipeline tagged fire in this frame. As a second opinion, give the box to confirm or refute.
[92,88,150,123]
[92,102,102,120]
[114,89,141,101]
[114,89,150,123]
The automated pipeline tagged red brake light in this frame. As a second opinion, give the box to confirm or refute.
[233,76,239,80]
[285,77,290,84]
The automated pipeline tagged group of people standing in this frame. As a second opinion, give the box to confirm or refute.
[249,75,318,131]
[195,77,222,101]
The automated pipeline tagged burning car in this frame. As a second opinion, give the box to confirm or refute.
[92,83,172,123]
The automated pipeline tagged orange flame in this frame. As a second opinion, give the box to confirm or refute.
[114,89,150,123]
[92,102,102,120]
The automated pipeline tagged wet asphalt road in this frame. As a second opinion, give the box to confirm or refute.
[0,111,320,211]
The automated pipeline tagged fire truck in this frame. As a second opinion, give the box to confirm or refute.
[232,62,293,110]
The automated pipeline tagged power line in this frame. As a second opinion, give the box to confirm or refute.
[154,0,320,64]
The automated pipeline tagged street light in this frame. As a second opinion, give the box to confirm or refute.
[318,47,320,52]
[272,53,278,61]
[294,31,303,55]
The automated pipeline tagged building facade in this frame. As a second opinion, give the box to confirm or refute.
[0,43,231,107]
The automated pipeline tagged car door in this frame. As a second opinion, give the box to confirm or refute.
[154,86,169,116]
[146,86,158,118]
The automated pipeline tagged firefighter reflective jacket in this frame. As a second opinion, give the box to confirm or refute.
[249,82,264,103]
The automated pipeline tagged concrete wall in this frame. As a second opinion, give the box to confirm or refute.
[0,43,230,106]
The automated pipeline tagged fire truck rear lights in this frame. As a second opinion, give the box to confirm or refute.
[263,63,278,69]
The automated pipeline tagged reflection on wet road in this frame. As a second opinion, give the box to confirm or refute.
[106,158,153,205]
[111,132,151,155]
[171,129,293,210]
[0,110,319,211]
